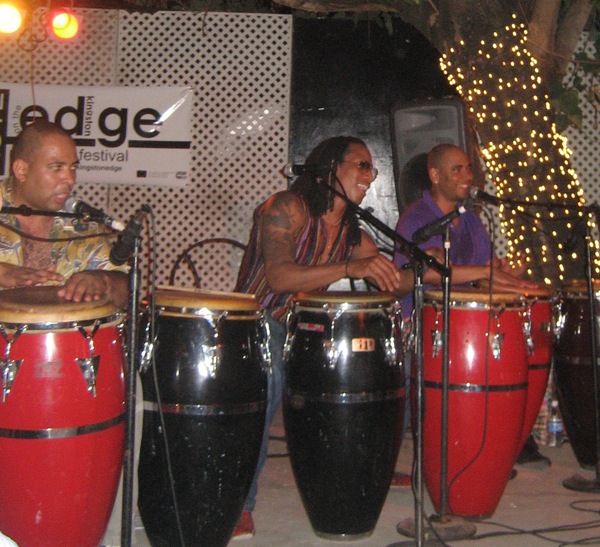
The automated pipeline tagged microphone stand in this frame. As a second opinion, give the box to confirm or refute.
[0,205,79,218]
[321,183,448,547]
[563,204,600,493]
[120,235,141,547]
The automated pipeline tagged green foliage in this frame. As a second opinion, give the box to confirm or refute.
[554,30,600,131]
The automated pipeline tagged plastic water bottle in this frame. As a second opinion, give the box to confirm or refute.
[547,400,563,447]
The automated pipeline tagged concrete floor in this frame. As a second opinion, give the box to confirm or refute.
[126,405,600,547]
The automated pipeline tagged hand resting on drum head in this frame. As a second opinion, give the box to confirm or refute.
[57,270,128,308]
[0,262,63,288]
[0,264,128,308]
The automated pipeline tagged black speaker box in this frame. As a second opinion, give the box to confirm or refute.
[390,97,480,211]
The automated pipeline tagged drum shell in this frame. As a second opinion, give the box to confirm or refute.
[0,293,125,547]
[138,300,268,547]
[418,292,528,518]
[519,297,552,452]
[283,293,404,539]
[554,285,600,468]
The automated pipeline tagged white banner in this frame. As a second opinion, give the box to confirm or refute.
[0,84,193,187]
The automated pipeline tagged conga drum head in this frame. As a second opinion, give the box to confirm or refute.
[425,287,523,308]
[475,279,552,300]
[557,279,600,299]
[154,285,259,316]
[0,286,119,326]
[294,290,398,311]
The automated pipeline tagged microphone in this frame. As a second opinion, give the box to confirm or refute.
[109,207,148,266]
[412,201,471,244]
[468,186,503,206]
[282,163,322,177]
[64,197,125,232]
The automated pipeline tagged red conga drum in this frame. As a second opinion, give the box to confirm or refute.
[553,279,600,468]
[0,286,126,547]
[419,289,528,518]
[517,287,553,452]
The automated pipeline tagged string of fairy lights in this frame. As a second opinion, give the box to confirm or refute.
[439,13,598,284]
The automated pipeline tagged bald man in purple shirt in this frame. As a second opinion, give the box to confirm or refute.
[394,143,533,315]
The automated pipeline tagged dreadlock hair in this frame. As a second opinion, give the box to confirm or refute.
[289,136,365,247]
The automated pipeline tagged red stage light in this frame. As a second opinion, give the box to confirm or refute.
[51,10,78,40]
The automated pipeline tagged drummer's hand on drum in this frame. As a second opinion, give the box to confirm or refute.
[496,254,527,279]
[347,255,409,294]
[489,268,538,290]
[58,270,128,308]
[0,262,64,288]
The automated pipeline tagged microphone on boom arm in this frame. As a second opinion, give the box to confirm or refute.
[282,163,331,177]
[64,197,125,232]
[468,186,503,206]
[412,201,471,244]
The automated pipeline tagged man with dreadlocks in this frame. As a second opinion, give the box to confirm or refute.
[233,135,414,539]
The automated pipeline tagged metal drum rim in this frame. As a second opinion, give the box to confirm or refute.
[293,290,398,310]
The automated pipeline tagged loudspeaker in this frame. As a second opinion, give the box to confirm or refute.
[390,96,479,211]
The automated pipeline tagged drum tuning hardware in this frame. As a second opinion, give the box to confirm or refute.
[258,316,272,370]
[489,306,505,360]
[384,305,402,367]
[0,324,25,402]
[77,321,102,396]
[139,319,156,373]
[403,310,416,353]
[200,343,219,378]
[521,300,534,355]
[431,308,443,359]
[325,308,345,368]
[282,309,294,364]
[553,299,565,341]
[139,336,156,373]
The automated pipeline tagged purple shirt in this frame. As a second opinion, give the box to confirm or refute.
[393,190,493,316]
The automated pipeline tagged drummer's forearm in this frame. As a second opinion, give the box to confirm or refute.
[99,270,129,309]
[265,261,348,294]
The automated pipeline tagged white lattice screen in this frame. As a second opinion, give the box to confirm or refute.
[563,34,599,208]
[0,9,291,292]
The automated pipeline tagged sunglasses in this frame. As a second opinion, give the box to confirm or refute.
[338,160,378,179]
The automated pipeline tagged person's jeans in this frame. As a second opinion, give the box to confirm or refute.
[244,312,286,512]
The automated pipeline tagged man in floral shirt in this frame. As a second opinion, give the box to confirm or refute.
[0,120,128,308]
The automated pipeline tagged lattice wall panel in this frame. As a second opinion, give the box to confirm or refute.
[563,33,599,207]
[0,10,291,292]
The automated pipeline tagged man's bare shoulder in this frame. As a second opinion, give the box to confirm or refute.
[261,191,306,231]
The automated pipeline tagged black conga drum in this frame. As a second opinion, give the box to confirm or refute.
[138,287,269,547]
[554,279,600,468]
[283,291,404,540]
